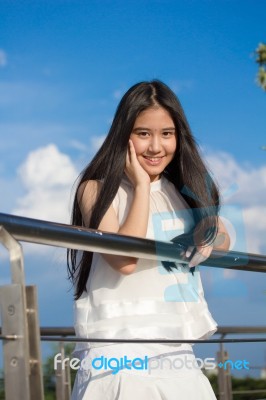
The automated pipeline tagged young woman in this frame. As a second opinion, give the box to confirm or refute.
[68,80,230,399]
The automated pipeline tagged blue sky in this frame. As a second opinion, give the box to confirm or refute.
[0,0,266,378]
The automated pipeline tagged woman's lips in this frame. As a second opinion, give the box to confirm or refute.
[143,156,164,166]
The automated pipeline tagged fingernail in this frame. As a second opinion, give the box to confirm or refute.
[186,251,191,258]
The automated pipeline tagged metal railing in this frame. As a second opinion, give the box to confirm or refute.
[1,212,266,272]
[0,212,266,400]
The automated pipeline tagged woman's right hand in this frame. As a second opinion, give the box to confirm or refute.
[125,140,150,188]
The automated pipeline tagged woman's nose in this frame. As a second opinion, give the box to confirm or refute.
[148,137,162,153]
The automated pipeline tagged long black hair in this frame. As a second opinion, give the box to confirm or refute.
[67,80,220,299]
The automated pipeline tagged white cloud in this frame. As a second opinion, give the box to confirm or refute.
[90,135,106,151]
[242,206,266,253]
[0,49,7,67]
[205,151,266,206]
[204,150,266,255]
[13,144,78,223]
[69,139,89,153]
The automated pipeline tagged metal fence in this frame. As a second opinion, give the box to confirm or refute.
[0,212,266,400]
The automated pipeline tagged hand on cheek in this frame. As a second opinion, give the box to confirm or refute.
[125,140,150,187]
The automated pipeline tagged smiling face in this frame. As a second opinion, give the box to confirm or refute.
[130,106,177,182]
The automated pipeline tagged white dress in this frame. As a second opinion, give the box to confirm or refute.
[71,175,218,399]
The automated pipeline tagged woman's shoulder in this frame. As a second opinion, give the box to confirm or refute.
[77,176,134,213]
[78,179,103,190]
[77,179,103,206]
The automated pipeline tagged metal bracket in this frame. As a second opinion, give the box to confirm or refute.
[0,226,44,400]
[0,225,25,285]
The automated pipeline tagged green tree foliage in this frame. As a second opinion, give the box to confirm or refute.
[0,371,4,400]
[208,374,266,399]
[255,43,266,91]
[43,343,76,400]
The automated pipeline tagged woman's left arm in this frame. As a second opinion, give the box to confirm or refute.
[213,217,231,252]
[186,217,231,269]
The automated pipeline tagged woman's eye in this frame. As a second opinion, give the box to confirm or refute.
[138,131,149,137]
[162,131,174,137]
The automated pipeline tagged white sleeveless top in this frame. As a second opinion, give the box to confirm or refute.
[73,175,217,352]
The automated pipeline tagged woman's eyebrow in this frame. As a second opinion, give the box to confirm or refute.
[132,127,151,132]
[132,127,176,132]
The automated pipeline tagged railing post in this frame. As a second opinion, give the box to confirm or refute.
[64,355,72,399]
[0,284,31,400]
[26,285,45,399]
[217,337,233,400]
[0,226,44,400]
[56,342,71,400]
